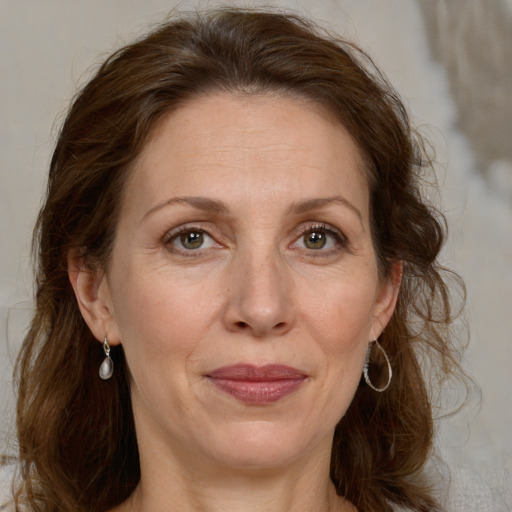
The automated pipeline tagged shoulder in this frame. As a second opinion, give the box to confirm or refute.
[0,465,15,511]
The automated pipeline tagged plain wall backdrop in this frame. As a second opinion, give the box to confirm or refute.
[1,1,511,509]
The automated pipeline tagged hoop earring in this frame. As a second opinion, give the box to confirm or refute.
[363,338,392,392]
[99,336,114,380]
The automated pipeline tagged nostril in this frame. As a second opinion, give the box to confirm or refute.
[235,321,287,331]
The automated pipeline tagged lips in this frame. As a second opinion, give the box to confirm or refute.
[206,364,307,404]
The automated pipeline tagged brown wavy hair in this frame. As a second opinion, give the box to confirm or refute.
[14,8,465,512]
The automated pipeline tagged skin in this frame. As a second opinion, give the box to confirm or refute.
[70,92,400,512]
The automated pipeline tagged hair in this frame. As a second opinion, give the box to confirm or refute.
[13,8,466,512]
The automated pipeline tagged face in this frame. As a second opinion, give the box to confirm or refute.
[82,92,398,473]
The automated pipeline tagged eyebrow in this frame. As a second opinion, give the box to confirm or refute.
[141,196,229,223]
[287,196,364,226]
[141,195,363,226]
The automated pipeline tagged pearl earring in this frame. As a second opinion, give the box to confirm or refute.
[99,336,114,380]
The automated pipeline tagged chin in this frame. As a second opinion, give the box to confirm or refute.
[202,420,330,471]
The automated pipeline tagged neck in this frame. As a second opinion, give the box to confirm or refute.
[114,439,354,512]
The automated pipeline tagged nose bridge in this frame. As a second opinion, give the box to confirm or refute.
[225,239,293,337]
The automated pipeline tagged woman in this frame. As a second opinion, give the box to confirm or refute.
[11,8,464,512]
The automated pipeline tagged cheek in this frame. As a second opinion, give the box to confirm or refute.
[296,285,374,430]
[296,272,377,357]
[109,267,217,364]
[109,270,221,427]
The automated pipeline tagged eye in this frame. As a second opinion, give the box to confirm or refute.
[293,224,346,252]
[165,227,218,253]
[178,231,206,250]
[303,230,329,250]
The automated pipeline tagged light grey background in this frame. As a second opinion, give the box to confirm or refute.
[1,1,511,510]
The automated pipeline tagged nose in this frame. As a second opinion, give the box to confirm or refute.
[223,249,295,338]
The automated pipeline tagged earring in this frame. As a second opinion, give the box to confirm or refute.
[99,336,114,380]
[363,337,392,392]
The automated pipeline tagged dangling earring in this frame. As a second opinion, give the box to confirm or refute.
[99,335,114,380]
[363,337,392,392]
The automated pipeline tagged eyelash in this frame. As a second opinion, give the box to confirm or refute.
[295,223,348,252]
[162,223,215,254]
[162,222,348,256]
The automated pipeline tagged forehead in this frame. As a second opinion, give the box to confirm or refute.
[123,92,370,219]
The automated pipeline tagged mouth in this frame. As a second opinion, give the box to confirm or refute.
[206,364,308,405]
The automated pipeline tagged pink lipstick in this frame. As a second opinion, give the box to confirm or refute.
[206,364,307,404]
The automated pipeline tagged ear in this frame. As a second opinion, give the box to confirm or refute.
[68,251,121,345]
[370,261,402,339]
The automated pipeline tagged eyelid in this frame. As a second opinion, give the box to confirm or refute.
[297,222,345,239]
[161,221,348,256]
[162,223,221,254]
[292,222,348,251]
